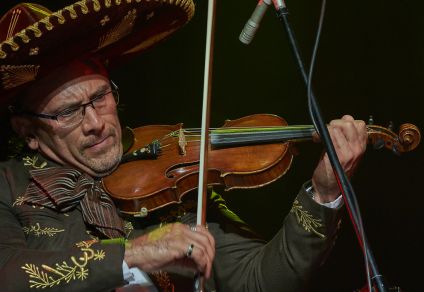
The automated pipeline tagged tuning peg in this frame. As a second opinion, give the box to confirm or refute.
[388,121,394,132]
[368,115,374,125]
[373,138,385,150]
[392,143,400,156]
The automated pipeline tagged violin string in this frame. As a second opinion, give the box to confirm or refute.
[183,127,314,135]
[153,125,320,140]
[186,131,314,143]
[156,133,315,146]
[152,126,316,154]
[182,125,315,132]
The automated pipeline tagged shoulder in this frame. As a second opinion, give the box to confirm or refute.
[0,155,35,205]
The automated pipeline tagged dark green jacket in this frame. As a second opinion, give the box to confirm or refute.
[0,154,342,291]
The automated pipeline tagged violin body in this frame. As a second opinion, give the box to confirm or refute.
[103,113,421,216]
[103,114,295,216]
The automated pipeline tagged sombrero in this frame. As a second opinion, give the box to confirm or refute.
[0,0,195,108]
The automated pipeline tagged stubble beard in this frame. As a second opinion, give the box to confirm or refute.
[83,143,122,177]
[80,128,123,177]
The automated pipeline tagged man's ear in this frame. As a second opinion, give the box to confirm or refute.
[10,115,39,150]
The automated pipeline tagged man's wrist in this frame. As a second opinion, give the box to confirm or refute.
[306,181,343,208]
[124,240,135,268]
[308,181,341,204]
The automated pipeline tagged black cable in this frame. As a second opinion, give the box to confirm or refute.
[305,1,371,290]
[273,1,387,291]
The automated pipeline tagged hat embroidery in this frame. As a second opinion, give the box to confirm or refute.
[39,18,53,31]
[0,0,195,70]
[15,30,30,44]
[1,38,19,53]
[123,27,178,55]
[105,0,112,8]
[92,0,102,12]
[75,1,90,15]
[63,5,78,19]
[7,8,22,39]
[51,11,66,24]
[98,9,137,50]
[0,64,40,89]
[29,47,39,56]
[26,23,42,38]
[146,11,154,21]
[100,15,110,26]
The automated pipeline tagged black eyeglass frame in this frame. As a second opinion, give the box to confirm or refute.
[9,80,119,123]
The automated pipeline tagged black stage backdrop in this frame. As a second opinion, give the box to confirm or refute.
[1,1,423,291]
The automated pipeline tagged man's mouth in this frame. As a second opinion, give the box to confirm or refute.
[85,134,114,152]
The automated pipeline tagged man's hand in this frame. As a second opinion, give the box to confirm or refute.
[124,223,215,278]
[311,115,367,203]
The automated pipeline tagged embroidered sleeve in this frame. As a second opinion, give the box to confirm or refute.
[21,243,106,288]
[22,223,65,237]
[290,199,325,239]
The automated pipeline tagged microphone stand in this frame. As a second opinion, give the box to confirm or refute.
[271,1,388,291]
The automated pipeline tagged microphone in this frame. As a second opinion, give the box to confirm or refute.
[239,0,272,45]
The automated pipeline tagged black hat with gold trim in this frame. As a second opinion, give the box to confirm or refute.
[0,0,195,108]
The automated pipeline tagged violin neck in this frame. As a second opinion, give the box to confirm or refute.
[210,126,315,147]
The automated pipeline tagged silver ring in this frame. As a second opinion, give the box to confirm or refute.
[190,225,197,232]
[186,243,194,257]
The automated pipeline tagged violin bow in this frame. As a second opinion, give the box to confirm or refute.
[195,0,216,290]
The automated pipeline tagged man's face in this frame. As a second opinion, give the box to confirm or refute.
[24,75,123,177]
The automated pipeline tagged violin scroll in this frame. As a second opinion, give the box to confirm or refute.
[398,123,421,152]
[367,120,421,154]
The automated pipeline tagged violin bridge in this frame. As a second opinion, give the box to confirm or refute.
[178,128,187,155]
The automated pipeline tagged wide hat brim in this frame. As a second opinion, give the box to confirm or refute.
[0,0,195,109]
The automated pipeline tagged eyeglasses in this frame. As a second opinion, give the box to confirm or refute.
[11,80,119,129]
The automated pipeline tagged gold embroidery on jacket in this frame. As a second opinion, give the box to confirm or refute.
[124,221,134,237]
[23,155,47,169]
[31,205,44,209]
[21,245,105,288]
[22,223,65,237]
[13,196,25,206]
[84,230,100,242]
[13,197,44,209]
[75,240,105,259]
[76,239,98,248]
[290,199,325,239]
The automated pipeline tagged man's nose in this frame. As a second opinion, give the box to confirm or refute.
[81,105,105,133]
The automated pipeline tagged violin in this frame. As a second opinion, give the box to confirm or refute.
[102,113,421,216]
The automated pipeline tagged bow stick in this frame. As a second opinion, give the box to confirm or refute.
[195,0,216,290]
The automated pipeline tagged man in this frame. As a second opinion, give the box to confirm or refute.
[0,1,367,291]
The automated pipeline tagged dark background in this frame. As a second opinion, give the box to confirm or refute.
[2,0,424,291]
